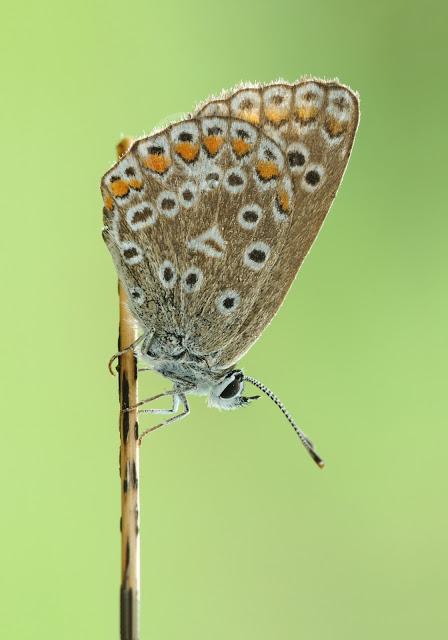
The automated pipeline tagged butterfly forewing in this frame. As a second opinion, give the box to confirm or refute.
[102,78,359,369]
[194,79,359,365]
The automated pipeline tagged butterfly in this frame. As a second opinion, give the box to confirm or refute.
[101,78,360,467]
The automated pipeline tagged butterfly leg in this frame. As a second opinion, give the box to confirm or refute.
[107,334,145,375]
[124,388,181,413]
[138,393,190,445]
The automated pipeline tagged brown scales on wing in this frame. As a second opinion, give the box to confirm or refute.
[101,79,359,369]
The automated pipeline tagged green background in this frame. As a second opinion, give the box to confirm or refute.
[1,1,447,638]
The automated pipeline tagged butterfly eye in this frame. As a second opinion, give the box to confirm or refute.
[220,377,243,399]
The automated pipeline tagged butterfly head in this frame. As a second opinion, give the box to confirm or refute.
[208,369,260,410]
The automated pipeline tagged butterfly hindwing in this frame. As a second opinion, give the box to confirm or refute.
[101,116,295,366]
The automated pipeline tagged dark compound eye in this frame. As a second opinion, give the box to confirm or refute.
[220,377,242,399]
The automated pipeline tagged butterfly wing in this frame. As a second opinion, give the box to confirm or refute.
[195,79,359,365]
[101,79,359,370]
[101,116,295,366]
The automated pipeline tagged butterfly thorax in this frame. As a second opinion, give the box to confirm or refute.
[140,330,229,391]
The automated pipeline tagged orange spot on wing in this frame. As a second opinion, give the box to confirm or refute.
[296,105,319,123]
[256,161,280,181]
[145,154,171,174]
[174,142,200,162]
[203,135,224,156]
[265,106,289,124]
[231,139,252,157]
[110,179,129,197]
[277,188,290,212]
[104,194,114,211]
[324,116,348,137]
[237,110,260,125]
[128,178,143,190]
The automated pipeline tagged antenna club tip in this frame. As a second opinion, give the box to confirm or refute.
[317,460,325,469]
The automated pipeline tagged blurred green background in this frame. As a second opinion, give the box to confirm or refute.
[1,1,447,638]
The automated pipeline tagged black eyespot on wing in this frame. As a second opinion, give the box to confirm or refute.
[208,126,223,135]
[186,272,198,286]
[125,167,136,176]
[161,198,176,211]
[148,145,164,155]
[228,173,244,186]
[178,132,193,142]
[243,210,258,223]
[288,151,305,167]
[248,248,265,263]
[124,247,138,260]
[163,267,174,282]
[236,128,249,139]
[305,170,320,186]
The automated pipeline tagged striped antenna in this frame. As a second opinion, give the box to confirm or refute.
[243,375,325,469]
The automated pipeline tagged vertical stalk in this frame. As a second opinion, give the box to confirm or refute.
[116,138,141,639]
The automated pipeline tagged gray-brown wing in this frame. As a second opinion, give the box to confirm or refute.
[101,116,295,368]
[195,79,360,365]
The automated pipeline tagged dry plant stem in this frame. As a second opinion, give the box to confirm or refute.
[117,138,141,640]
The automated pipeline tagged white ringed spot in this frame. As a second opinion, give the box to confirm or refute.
[244,242,271,271]
[126,201,157,230]
[286,142,309,173]
[230,90,261,124]
[238,204,263,230]
[223,167,247,194]
[301,164,325,193]
[181,267,203,293]
[201,165,223,191]
[158,260,177,289]
[216,290,241,316]
[121,241,144,265]
[179,181,198,208]
[129,286,145,305]
[156,191,179,218]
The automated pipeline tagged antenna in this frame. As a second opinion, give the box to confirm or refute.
[244,375,325,469]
